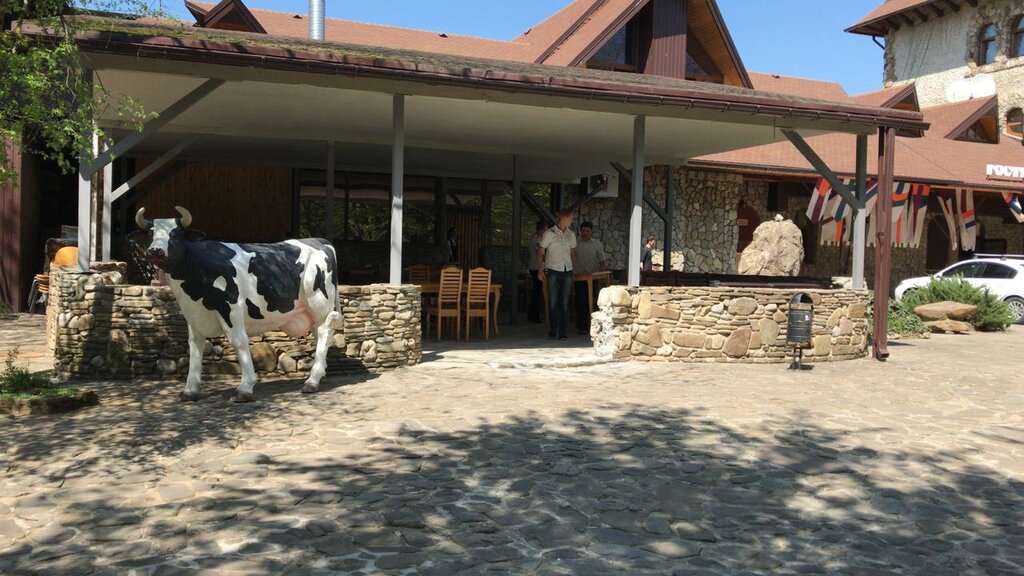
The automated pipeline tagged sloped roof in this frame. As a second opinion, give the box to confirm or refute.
[847,0,978,36]
[691,94,1023,194]
[747,72,849,102]
[850,84,916,109]
[529,0,647,66]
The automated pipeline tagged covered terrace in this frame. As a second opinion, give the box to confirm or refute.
[58,17,927,359]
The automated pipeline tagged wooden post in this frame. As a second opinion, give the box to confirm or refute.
[77,69,94,272]
[852,135,868,289]
[101,141,113,261]
[873,127,896,360]
[628,116,646,287]
[663,165,674,272]
[390,94,405,285]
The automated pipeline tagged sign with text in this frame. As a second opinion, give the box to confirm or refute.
[986,164,1024,182]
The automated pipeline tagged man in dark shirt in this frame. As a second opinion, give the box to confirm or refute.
[640,236,656,272]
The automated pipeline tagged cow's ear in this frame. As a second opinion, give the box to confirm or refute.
[185,229,207,242]
[126,230,152,245]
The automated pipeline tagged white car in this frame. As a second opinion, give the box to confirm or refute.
[895,255,1024,323]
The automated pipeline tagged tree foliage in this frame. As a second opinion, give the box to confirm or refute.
[0,1,157,182]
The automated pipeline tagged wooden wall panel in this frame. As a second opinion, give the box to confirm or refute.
[645,0,687,80]
[138,161,293,243]
[0,140,21,311]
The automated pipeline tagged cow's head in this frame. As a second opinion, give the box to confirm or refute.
[128,206,206,270]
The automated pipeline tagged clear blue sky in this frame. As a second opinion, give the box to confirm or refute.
[158,0,886,95]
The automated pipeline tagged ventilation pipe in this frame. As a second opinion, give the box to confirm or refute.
[309,0,325,41]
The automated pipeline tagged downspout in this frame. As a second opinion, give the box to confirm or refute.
[309,0,324,42]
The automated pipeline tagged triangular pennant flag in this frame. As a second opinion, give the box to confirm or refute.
[806,178,831,224]
[936,189,960,252]
[958,189,977,251]
[1003,192,1024,224]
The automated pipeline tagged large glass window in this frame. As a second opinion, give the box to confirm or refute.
[1014,16,1024,58]
[1008,108,1024,138]
[588,23,637,71]
[979,23,997,64]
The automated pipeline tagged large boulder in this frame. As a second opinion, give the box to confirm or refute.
[738,215,804,276]
[925,320,973,334]
[914,301,977,321]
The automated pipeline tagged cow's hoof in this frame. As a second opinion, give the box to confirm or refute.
[301,382,319,394]
[229,392,255,404]
[179,391,201,402]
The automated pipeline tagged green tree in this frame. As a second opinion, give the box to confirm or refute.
[0,1,156,182]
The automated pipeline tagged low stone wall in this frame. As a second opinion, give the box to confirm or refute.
[593,285,869,363]
[49,267,421,381]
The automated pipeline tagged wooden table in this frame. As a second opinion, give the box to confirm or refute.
[541,270,613,325]
[419,282,502,337]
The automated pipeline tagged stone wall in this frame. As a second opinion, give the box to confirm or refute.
[886,0,1024,133]
[592,285,869,363]
[579,166,742,273]
[49,267,421,381]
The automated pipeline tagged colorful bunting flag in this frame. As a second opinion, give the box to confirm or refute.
[958,189,977,252]
[935,188,959,252]
[1003,192,1024,224]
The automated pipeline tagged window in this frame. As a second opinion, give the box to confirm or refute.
[979,23,997,64]
[941,261,985,278]
[1008,108,1024,138]
[588,22,638,71]
[981,263,1017,279]
[1014,16,1024,58]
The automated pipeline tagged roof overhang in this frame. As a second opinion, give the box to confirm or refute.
[43,18,929,181]
[846,0,978,37]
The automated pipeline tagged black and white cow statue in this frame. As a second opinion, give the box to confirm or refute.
[131,206,340,403]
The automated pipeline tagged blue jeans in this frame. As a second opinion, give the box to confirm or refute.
[546,269,573,338]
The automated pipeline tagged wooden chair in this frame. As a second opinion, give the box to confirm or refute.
[406,264,431,284]
[427,266,462,341]
[464,267,492,341]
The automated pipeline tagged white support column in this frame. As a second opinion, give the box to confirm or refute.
[390,94,405,285]
[852,135,868,289]
[628,115,646,287]
[101,141,113,262]
[325,141,335,240]
[77,69,94,272]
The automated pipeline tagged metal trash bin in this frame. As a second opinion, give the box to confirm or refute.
[786,292,814,370]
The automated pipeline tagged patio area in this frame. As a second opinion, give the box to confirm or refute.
[1,312,1022,574]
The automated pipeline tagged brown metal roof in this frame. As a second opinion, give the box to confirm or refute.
[61,18,928,133]
[692,96,1023,194]
[846,0,978,36]
[747,72,849,102]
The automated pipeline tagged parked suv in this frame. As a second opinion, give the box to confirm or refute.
[895,255,1024,323]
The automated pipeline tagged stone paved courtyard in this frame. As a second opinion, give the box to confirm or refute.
[1,314,1023,575]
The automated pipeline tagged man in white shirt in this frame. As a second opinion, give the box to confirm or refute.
[537,210,576,340]
[527,220,548,323]
[573,221,606,334]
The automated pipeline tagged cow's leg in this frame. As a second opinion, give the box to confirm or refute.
[226,327,258,403]
[304,311,339,394]
[180,327,205,402]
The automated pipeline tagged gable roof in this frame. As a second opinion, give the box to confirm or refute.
[186,0,751,86]
[849,84,918,110]
[188,0,266,34]
[747,72,849,101]
[847,0,979,36]
[691,92,1022,194]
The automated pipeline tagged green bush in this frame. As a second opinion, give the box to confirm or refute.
[900,277,1013,332]
[886,299,928,336]
[0,348,51,395]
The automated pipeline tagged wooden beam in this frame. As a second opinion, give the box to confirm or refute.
[781,129,863,209]
[941,0,961,12]
[611,161,666,222]
[873,127,896,361]
[84,79,225,179]
[522,190,555,225]
[110,136,199,202]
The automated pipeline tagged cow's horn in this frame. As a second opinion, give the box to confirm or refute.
[175,206,192,228]
[135,208,152,230]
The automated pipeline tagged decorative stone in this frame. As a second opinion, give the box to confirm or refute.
[723,327,752,358]
[249,343,278,372]
[651,305,680,321]
[915,301,977,322]
[727,298,758,316]
[925,320,973,334]
[826,308,845,328]
[156,359,177,374]
[710,335,726,350]
[838,318,854,336]
[672,333,707,348]
[812,335,832,357]
[848,303,867,319]
[610,287,632,307]
[759,319,780,344]
[637,292,653,319]
[748,331,763,349]
[738,218,804,276]
[773,311,787,323]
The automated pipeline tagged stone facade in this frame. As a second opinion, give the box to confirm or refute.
[592,285,869,363]
[579,166,743,273]
[49,266,421,381]
[885,0,1024,133]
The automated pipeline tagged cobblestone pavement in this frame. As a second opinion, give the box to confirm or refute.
[1,318,1023,575]
[0,314,52,374]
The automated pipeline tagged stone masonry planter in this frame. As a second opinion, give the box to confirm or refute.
[48,266,422,381]
[593,285,869,363]
[0,390,99,417]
